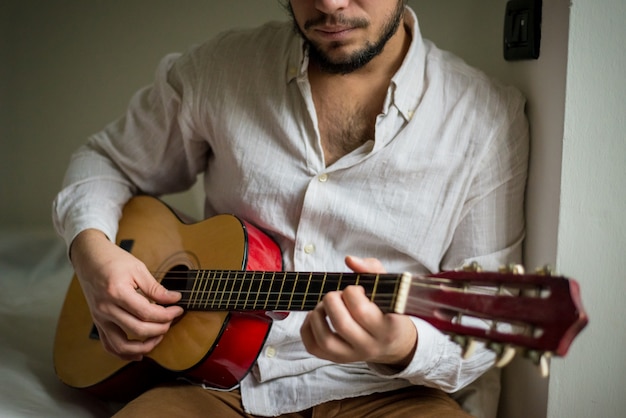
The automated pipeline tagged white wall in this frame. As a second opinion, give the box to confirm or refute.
[549,0,626,417]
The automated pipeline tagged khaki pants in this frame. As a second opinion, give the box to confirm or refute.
[113,383,473,418]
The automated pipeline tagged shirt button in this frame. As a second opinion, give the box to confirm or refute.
[304,243,316,254]
[265,346,277,358]
[318,173,329,182]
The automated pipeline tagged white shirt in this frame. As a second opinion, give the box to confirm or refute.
[53,7,528,418]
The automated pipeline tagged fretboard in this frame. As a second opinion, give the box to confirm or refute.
[161,271,412,314]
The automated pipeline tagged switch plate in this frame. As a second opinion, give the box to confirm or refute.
[504,0,542,61]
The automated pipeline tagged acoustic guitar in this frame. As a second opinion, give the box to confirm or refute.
[53,196,588,401]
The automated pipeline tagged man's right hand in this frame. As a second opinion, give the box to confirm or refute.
[69,229,184,361]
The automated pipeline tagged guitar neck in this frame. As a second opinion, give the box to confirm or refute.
[164,270,412,314]
[162,267,588,359]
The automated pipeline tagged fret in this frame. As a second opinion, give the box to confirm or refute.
[287,273,298,310]
[311,273,328,310]
[374,273,403,313]
[370,274,380,303]
[318,273,327,305]
[276,272,287,310]
[233,271,247,310]
[263,272,275,310]
[196,271,207,308]
[205,271,218,309]
[216,271,228,310]
[194,270,208,308]
[189,269,203,309]
[302,273,313,310]
[390,273,401,313]
[253,271,264,310]
[242,271,256,310]
[225,272,238,310]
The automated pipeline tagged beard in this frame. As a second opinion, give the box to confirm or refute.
[287,1,406,75]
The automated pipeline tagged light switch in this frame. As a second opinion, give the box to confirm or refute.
[504,0,542,61]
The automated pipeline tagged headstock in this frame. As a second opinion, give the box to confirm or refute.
[405,264,588,377]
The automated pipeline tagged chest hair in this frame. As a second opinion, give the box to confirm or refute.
[316,101,377,166]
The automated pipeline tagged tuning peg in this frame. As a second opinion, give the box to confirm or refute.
[535,265,555,276]
[450,335,478,359]
[462,339,478,359]
[499,264,525,274]
[462,262,483,272]
[526,350,551,378]
[497,346,516,368]
[489,343,517,368]
[538,354,550,378]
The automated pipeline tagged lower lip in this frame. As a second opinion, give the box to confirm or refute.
[315,28,354,41]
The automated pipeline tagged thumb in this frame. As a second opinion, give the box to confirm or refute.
[152,282,183,305]
[345,255,387,274]
[136,269,182,305]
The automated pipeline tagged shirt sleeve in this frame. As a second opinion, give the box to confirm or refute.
[442,86,529,272]
[366,316,497,392]
[52,53,210,248]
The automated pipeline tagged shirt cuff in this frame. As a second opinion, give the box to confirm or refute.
[367,317,447,380]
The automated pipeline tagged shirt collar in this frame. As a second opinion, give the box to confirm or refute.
[286,34,307,83]
[285,6,426,121]
[389,6,426,121]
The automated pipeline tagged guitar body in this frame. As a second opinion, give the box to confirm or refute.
[53,196,283,400]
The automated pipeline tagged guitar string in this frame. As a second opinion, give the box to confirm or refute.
[147,271,540,345]
[146,270,534,312]
[150,270,508,294]
[144,271,529,332]
[148,270,402,310]
[149,270,514,286]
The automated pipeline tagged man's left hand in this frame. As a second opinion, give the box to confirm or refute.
[300,256,418,368]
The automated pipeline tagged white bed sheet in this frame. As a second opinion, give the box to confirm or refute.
[0,229,115,417]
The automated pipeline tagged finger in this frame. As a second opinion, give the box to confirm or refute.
[345,255,386,273]
[137,270,183,306]
[123,287,184,323]
[339,286,418,364]
[339,285,386,336]
[322,290,374,347]
[132,265,183,307]
[98,321,164,361]
[111,268,183,324]
[106,298,178,341]
[301,303,353,362]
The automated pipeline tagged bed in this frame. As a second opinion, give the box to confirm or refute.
[0,228,116,417]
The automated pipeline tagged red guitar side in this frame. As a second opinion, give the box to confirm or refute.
[53,196,588,401]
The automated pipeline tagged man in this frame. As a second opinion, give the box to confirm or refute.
[53,1,528,417]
